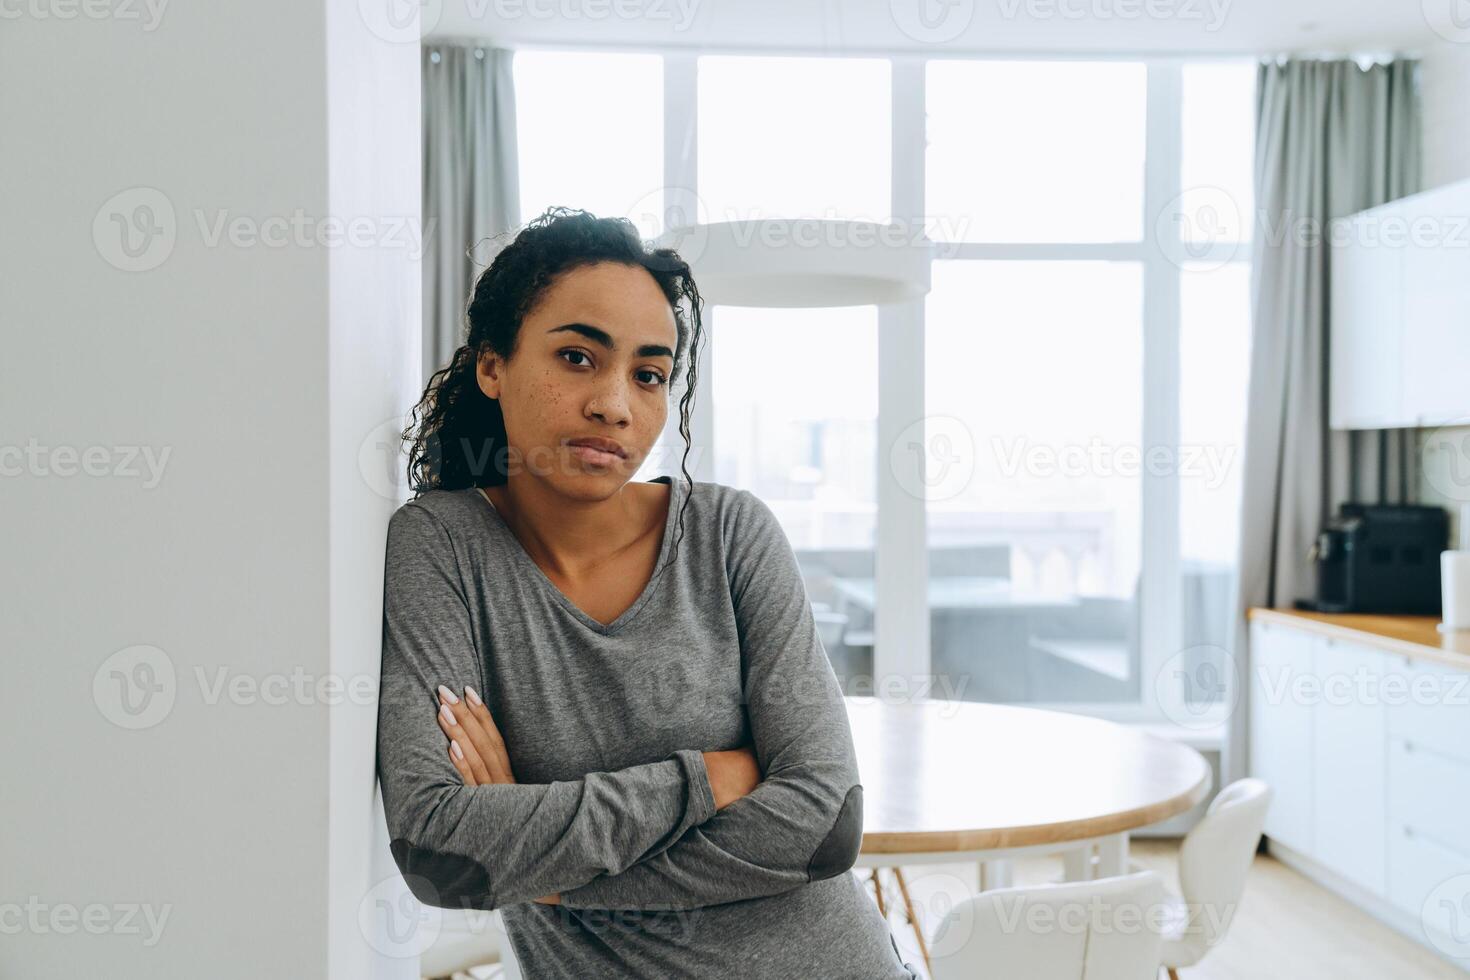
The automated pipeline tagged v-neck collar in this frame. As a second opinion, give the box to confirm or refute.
[470,476,682,637]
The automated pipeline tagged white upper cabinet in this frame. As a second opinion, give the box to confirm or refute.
[1329,203,1405,428]
[1329,177,1470,430]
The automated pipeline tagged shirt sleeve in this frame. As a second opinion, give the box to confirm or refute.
[376,501,718,911]
[557,488,865,912]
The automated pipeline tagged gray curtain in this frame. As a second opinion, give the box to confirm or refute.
[1225,58,1421,784]
[422,43,520,385]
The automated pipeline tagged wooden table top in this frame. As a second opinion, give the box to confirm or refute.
[1248,607,1470,671]
[846,696,1212,855]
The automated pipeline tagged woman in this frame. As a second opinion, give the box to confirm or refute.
[376,207,917,978]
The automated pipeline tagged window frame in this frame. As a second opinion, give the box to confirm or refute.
[513,47,1252,726]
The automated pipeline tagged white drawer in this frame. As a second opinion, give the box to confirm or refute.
[1388,736,1470,862]
[1312,637,1387,895]
[1387,818,1470,928]
[1385,657,1470,765]
[1249,620,1315,854]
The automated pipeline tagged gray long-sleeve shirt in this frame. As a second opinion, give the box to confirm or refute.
[376,475,918,978]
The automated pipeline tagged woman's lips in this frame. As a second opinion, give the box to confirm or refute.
[567,444,622,466]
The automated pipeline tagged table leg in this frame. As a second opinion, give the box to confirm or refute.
[869,868,888,919]
[891,867,933,978]
[1062,844,1093,882]
[979,860,1013,890]
[1095,833,1129,877]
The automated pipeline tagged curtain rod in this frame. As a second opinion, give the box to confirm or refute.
[421,33,1423,62]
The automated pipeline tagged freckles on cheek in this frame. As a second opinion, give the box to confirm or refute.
[527,381,574,433]
[536,382,565,411]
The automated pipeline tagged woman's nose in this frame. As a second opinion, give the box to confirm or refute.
[586,383,632,426]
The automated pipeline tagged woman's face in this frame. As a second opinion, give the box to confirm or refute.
[476,261,680,497]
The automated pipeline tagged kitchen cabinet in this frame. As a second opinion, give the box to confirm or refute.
[1248,619,1314,853]
[1309,637,1386,896]
[1249,609,1470,969]
[1329,177,1470,430]
[1329,202,1404,428]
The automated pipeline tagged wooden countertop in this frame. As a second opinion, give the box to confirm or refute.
[1248,607,1470,670]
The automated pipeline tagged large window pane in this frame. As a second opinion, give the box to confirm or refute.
[698,56,891,223]
[1175,260,1252,715]
[926,61,1146,243]
[1180,62,1257,248]
[515,52,663,234]
[925,260,1144,704]
[712,306,878,689]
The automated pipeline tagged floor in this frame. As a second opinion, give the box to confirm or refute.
[444,839,1463,980]
[880,840,1465,980]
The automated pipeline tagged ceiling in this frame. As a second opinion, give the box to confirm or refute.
[424,0,1442,56]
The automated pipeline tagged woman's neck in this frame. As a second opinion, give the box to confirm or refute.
[484,478,664,579]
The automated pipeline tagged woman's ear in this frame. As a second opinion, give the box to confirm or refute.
[475,349,502,401]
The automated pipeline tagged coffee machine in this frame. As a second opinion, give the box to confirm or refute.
[1296,504,1448,615]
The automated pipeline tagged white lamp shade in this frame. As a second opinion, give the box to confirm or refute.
[654,219,932,308]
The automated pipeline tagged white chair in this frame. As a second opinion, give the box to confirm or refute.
[928,870,1166,980]
[1158,778,1271,979]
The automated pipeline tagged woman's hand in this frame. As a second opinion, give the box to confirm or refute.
[436,684,559,905]
[436,684,516,785]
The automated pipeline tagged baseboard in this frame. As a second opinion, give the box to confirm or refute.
[1266,839,1470,975]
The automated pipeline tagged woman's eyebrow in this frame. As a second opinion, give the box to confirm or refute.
[548,322,674,359]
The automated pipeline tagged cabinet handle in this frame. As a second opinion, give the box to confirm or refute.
[1404,740,1414,753]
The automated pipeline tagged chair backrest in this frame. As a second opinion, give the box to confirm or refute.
[929,871,1165,980]
[1174,777,1272,962]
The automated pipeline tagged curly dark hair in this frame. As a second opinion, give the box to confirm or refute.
[400,205,705,563]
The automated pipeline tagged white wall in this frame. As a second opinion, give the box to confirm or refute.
[1420,41,1470,189]
[0,3,420,978]
[1414,41,1470,523]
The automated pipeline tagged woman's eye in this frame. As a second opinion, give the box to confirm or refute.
[561,351,665,387]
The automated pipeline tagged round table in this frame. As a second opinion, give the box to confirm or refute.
[845,696,1212,971]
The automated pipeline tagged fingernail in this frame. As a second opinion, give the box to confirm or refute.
[440,704,457,726]
[451,740,464,761]
[437,684,459,704]
[466,686,483,706]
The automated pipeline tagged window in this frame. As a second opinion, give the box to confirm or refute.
[925,260,1145,704]
[698,55,891,223]
[921,59,1255,712]
[696,55,891,691]
[1179,260,1251,635]
[1170,62,1256,724]
[514,51,663,236]
[926,61,1146,243]
[510,51,1257,722]
[711,305,880,688]
[1180,62,1256,249]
